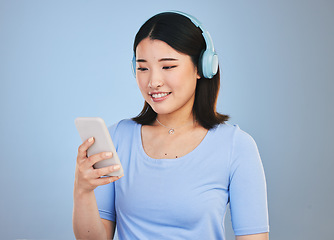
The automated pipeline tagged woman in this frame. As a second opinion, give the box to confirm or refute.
[73,11,269,240]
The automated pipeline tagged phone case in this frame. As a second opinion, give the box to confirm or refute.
[74,117,124,177]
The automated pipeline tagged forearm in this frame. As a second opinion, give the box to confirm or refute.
[72,190,108,240]
[236,232,269,240]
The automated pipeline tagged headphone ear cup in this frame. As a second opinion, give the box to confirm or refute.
[198,50,205,78]
[201,50,218,79]
[131,55,136,77]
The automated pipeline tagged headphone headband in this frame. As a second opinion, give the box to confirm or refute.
[169,11,215,53]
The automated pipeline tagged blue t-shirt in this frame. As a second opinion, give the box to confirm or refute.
[95,119,269,239]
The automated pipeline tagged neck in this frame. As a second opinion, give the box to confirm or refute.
[155,112,195,129]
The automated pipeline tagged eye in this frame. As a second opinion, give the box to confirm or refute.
[137,67,148,71]
[162,65,177,70]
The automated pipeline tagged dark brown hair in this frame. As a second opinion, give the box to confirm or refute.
[132,12,229,129]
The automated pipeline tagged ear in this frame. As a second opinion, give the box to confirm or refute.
[193,66,201,79]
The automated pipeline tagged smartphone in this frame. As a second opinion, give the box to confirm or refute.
[74,117,123,177]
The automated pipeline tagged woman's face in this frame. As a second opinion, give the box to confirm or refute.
[135,38,200,116]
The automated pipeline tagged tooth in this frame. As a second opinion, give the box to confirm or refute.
[152,93,169,98]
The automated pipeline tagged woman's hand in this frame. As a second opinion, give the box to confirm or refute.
[74,136,123,195]
[73,137,121,239]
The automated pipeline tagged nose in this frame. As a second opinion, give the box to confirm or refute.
[148,68,163,88]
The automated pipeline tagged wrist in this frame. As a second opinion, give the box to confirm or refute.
[73,185,95,200]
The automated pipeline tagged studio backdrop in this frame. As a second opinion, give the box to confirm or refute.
[1,0,333,239]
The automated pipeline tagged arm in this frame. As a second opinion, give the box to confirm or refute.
[102,219,116,240]
[72,137,122,240]
[236,232,269,240]
[73,190,113,239]
[229,129,269,237]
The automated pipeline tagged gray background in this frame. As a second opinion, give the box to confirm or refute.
[1,0,333,239]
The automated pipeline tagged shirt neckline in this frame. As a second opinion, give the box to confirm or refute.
[135,122,214,163]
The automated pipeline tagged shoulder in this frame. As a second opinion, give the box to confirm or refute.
[210,122,254,143]
[221,123,262,175]
[215,122,256,143]
[211,123,259,159]
[106,119,140,149]
[232,125,258,154]
[108,119,139,139]
[108,119,138,132]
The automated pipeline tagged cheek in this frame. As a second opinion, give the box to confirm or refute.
[176,73,197,93]
[136,77,147,91]
[136,77,150,100]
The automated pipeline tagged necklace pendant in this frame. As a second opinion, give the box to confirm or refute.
[168,129,175,134]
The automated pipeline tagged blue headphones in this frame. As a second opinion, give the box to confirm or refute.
[132,11,219,79]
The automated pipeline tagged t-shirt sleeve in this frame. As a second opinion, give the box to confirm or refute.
[93,122,120,222]
[94,182,116,222]
[228,127,269,235]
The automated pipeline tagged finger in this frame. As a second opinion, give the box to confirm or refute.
[93,164,121,178]
[94,175,123,186]
[85,151,113,168]
[77,137,94,160]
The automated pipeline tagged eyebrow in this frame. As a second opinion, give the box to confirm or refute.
[136,58,179,63]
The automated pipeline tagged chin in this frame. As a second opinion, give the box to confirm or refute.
[149,105,174,115]
[151,108,170,115]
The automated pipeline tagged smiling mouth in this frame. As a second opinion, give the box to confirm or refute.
[150,92,171,99]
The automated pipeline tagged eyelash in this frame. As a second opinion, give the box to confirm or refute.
[163,66,177,70]
[137,67,148,71]
[137,66,177,71]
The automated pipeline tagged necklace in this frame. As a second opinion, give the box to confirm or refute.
[156,118,196,134]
